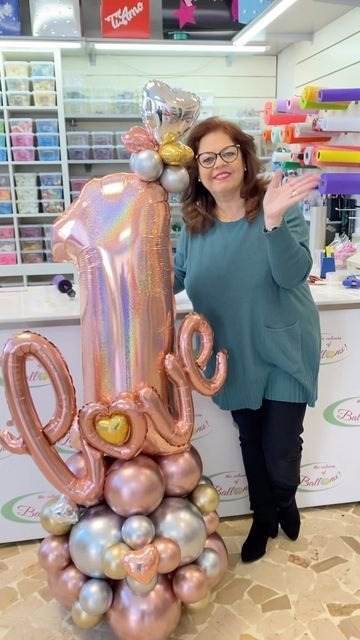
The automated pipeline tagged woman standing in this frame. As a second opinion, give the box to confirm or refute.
[173,117,321,563]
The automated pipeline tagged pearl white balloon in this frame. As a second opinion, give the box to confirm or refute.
[121,515,155,549]
[69,504,124,578]
[159,166,190,193]
[126,574,158,595]
[79,579,113,616]
[132,150,163,181]
[150,497,206,566]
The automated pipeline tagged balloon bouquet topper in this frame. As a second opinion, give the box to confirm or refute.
[0,81,228,640]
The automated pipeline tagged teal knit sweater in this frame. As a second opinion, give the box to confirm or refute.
[173,205,321,410]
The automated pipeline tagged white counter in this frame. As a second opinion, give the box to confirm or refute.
[0,282,359,327]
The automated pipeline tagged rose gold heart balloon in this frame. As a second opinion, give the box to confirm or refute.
[123,544,160,585]
[122,126,158,153]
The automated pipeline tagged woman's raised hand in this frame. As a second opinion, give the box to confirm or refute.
[263,170,321,230]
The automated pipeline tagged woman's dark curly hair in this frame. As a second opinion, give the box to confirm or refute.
[182,117,269,234]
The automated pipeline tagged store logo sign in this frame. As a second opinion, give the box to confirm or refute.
[210,470,248,502]
[1,491,57,524]
[192,414,213,441]
[320,333,349,365]
[299,462,342,492]
[0,357,50,388]
[323,397,360,427]
[105,3,144,29]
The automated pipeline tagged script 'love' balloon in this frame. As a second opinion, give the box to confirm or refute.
[142,80,200,145]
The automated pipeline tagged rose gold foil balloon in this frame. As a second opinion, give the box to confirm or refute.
[38,535,71,573]
[107,574,181,640]
[122,126,158,153]
[204,533,229,589]
[104,455,165,516]
[172,564,209,604]
[155,446,202,496]
[203,511,220,536]
[47,564,87,608]
[123,545,160,584]
[178,313,227,396]
[0,332,105,507]
[52,174,174,408]
[153,537,181,574]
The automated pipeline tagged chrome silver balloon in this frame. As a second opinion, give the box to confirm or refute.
[132,150,163,182]
[195,548,222,580]
[150,497,206,566]
[198,476,215,488]
[79,578,113,616]
[142,80,200,144]
[69,504,124,578]
[159,166,190,194]
[126,574,158,595]
[121,515,155,549]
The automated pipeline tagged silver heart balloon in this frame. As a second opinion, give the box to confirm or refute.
[142,80,201,145]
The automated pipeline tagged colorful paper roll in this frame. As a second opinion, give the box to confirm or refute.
[275,98,288,113]
[263,129,272,142]
[280,161,302,169]
[315,148,360,166]
[286,97,318,115]
[318,88,360,103]
[300,85,350,110]
[314,116,360,132]
[282,124,331,144]
[319,173,360,195]
[272,151,292,163]
[264,100,307,125]
[271,126,282,143]
[294,123,334,138]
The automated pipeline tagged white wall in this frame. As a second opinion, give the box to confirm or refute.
[277,7,360,96]
[62,52,276,117]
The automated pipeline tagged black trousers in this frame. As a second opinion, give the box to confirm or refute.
[231,399,306,522]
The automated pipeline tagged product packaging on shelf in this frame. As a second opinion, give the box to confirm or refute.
[10,133,35,147]
[12,147,35,162]
[31,77,56,92]
[29,60,54,77]
[37,147,61,161]
[101,0,150,39]
[29,0,81,37]
[39,172,62,187]
[92,131,113,146]
[0,148,7,161]
[36,119,58,133]
[0,201,12,215]
[16,187,38,201]
[14,173,37,187]
[40,187,63,200]
[6,77,30,92]
[0,133,5,147]
[33,90,56,107]
[7,91,31,107]
[67,131,90,146]
[68,145,90,161]
[4,61,29,77]
[36,133,59,147]
[9,118,33,133]
[0,1,21,36]
[92,145,114,160]
[42,199,63,214]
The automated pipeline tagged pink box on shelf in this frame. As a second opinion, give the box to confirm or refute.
[12,147,35,162]
[0,253,17,265]
[10,133,34,147]
[0,226,15,238]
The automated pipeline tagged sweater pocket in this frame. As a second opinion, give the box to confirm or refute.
[262,321,303,378]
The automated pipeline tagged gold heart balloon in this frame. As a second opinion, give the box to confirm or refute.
[95,413,130,445]
[142,80,201,144]
[159,142,194,166]
[123,544,160,585]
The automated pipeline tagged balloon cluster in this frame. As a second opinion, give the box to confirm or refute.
[0,80,228,640]
[38,448,227,637]
[123,80,200,193]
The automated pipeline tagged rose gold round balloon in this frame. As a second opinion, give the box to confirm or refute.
[172,564,209,604]
[47,564,87,608]
[155,446,202,497]
[107,574,181,640]
[66,452,87,477]
[104,455,165,516]
[204,533,229,589]
[38,535,70,573]
[203,511,220,536]
[153,537,181,573]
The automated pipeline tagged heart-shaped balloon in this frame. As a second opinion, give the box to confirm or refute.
[142,80,201,145]
[123,544,160,585]
[95,413,130,445]
[122,126,158,153]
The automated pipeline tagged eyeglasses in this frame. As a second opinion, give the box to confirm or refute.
[196,144,241,169]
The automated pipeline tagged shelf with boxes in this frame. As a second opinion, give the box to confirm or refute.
[0,51,74,287]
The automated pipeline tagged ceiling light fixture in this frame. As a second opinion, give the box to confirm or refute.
[232,0,299,46]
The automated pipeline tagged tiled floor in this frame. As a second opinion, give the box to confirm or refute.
[0,504,359,640]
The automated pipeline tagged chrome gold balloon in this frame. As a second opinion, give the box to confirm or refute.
[190,485,220,515]
[101,542,130,580]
